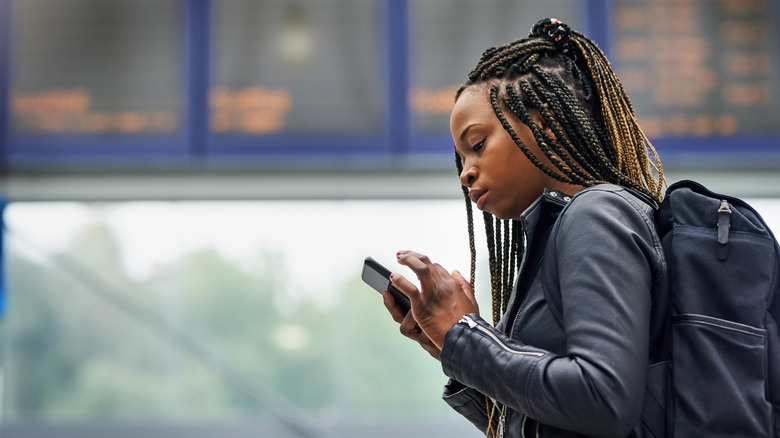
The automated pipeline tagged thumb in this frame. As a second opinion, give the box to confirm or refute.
[452,270,478,311]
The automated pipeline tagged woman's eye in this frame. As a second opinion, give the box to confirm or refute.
[472,139,486,152]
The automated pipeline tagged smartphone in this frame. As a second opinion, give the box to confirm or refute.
[361,256,411,314]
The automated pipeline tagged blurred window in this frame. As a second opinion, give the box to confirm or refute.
[2,200,486,436]
[4,197,780,436]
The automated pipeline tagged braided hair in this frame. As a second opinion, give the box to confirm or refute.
[454,18,666,325]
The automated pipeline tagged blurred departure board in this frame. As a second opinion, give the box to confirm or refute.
[612,0,780,138]
[9,0,183,139]
[2,0,779,169]
[410,0,583,141]
[210,0,385,139]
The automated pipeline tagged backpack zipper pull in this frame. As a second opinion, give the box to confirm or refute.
[717,200,731,260]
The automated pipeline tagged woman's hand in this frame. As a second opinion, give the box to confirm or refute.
[390,250,479,350]
[383,291,442,359]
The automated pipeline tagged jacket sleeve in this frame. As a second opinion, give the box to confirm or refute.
[440,188,661,438]
[441,378,494,433]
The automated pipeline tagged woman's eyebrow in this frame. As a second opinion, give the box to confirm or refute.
[459,123,477,142]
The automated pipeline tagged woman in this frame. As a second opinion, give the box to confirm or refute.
[383,19,667,437]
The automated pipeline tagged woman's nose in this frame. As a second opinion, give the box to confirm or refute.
[460,166,477,187]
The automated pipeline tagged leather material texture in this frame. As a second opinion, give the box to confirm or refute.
[441,185,666,438]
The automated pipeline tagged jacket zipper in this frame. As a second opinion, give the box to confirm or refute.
[458,315,544,357]
[520,415,541,438]
[717,199,731,261]
[458,315,544,436]
[509,255,544,339]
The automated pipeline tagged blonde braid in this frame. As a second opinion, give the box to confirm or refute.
[569,32,665,198]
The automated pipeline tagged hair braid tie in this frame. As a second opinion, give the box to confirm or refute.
[530,18,571,49]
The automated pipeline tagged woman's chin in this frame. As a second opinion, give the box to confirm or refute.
[490,211,511,220]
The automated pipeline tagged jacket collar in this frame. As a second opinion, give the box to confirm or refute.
[519,189,572,265]
[520,189,572,233]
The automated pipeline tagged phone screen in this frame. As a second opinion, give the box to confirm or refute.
[362,257,410,314]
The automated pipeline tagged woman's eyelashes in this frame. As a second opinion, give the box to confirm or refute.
[472,138,486,153]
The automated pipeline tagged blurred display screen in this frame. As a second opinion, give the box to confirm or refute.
[410,0,582,136]
[612,0,780,138]
[210,0,385,137]
[9,0,184,138]
[2,0,779,166]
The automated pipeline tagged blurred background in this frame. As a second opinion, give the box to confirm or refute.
[0,0,779,437]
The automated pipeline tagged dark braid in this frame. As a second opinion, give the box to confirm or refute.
[455,152,477,287]
[508,220,521,307]
[455,18,666,326]
[488,85,570,185]
[457,148,524,325]
[501,220,518,316]
[518,76,648,193]
[483,212,501,325]
[479,211,521,325]
[519,81,600,176]
[502,220,511,309]
[508,81,594,185]
[494,217,505,322]
[527,73,607,175]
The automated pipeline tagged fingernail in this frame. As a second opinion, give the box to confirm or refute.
[389,273,396,280]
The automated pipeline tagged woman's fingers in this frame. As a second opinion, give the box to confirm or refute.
[396,250,451,294]
[398,311,441,360]
[397,250,447,276]
[383,280,440,360]
[382,291,405,323]
[417,332,442,360]
[387,271,421,303]
[399,311,421,338]
[452,269,479,312]
[393,250,479,349]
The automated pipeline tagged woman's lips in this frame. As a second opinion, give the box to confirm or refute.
[469,189,487,210]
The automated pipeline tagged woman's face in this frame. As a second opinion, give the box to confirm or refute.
[451,83,559,220]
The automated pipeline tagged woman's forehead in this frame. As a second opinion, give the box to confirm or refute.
[450,86,492,127]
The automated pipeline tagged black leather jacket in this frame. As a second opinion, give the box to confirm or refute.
[440,185,667,438]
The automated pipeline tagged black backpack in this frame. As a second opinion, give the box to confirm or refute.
[543,180,780,437]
